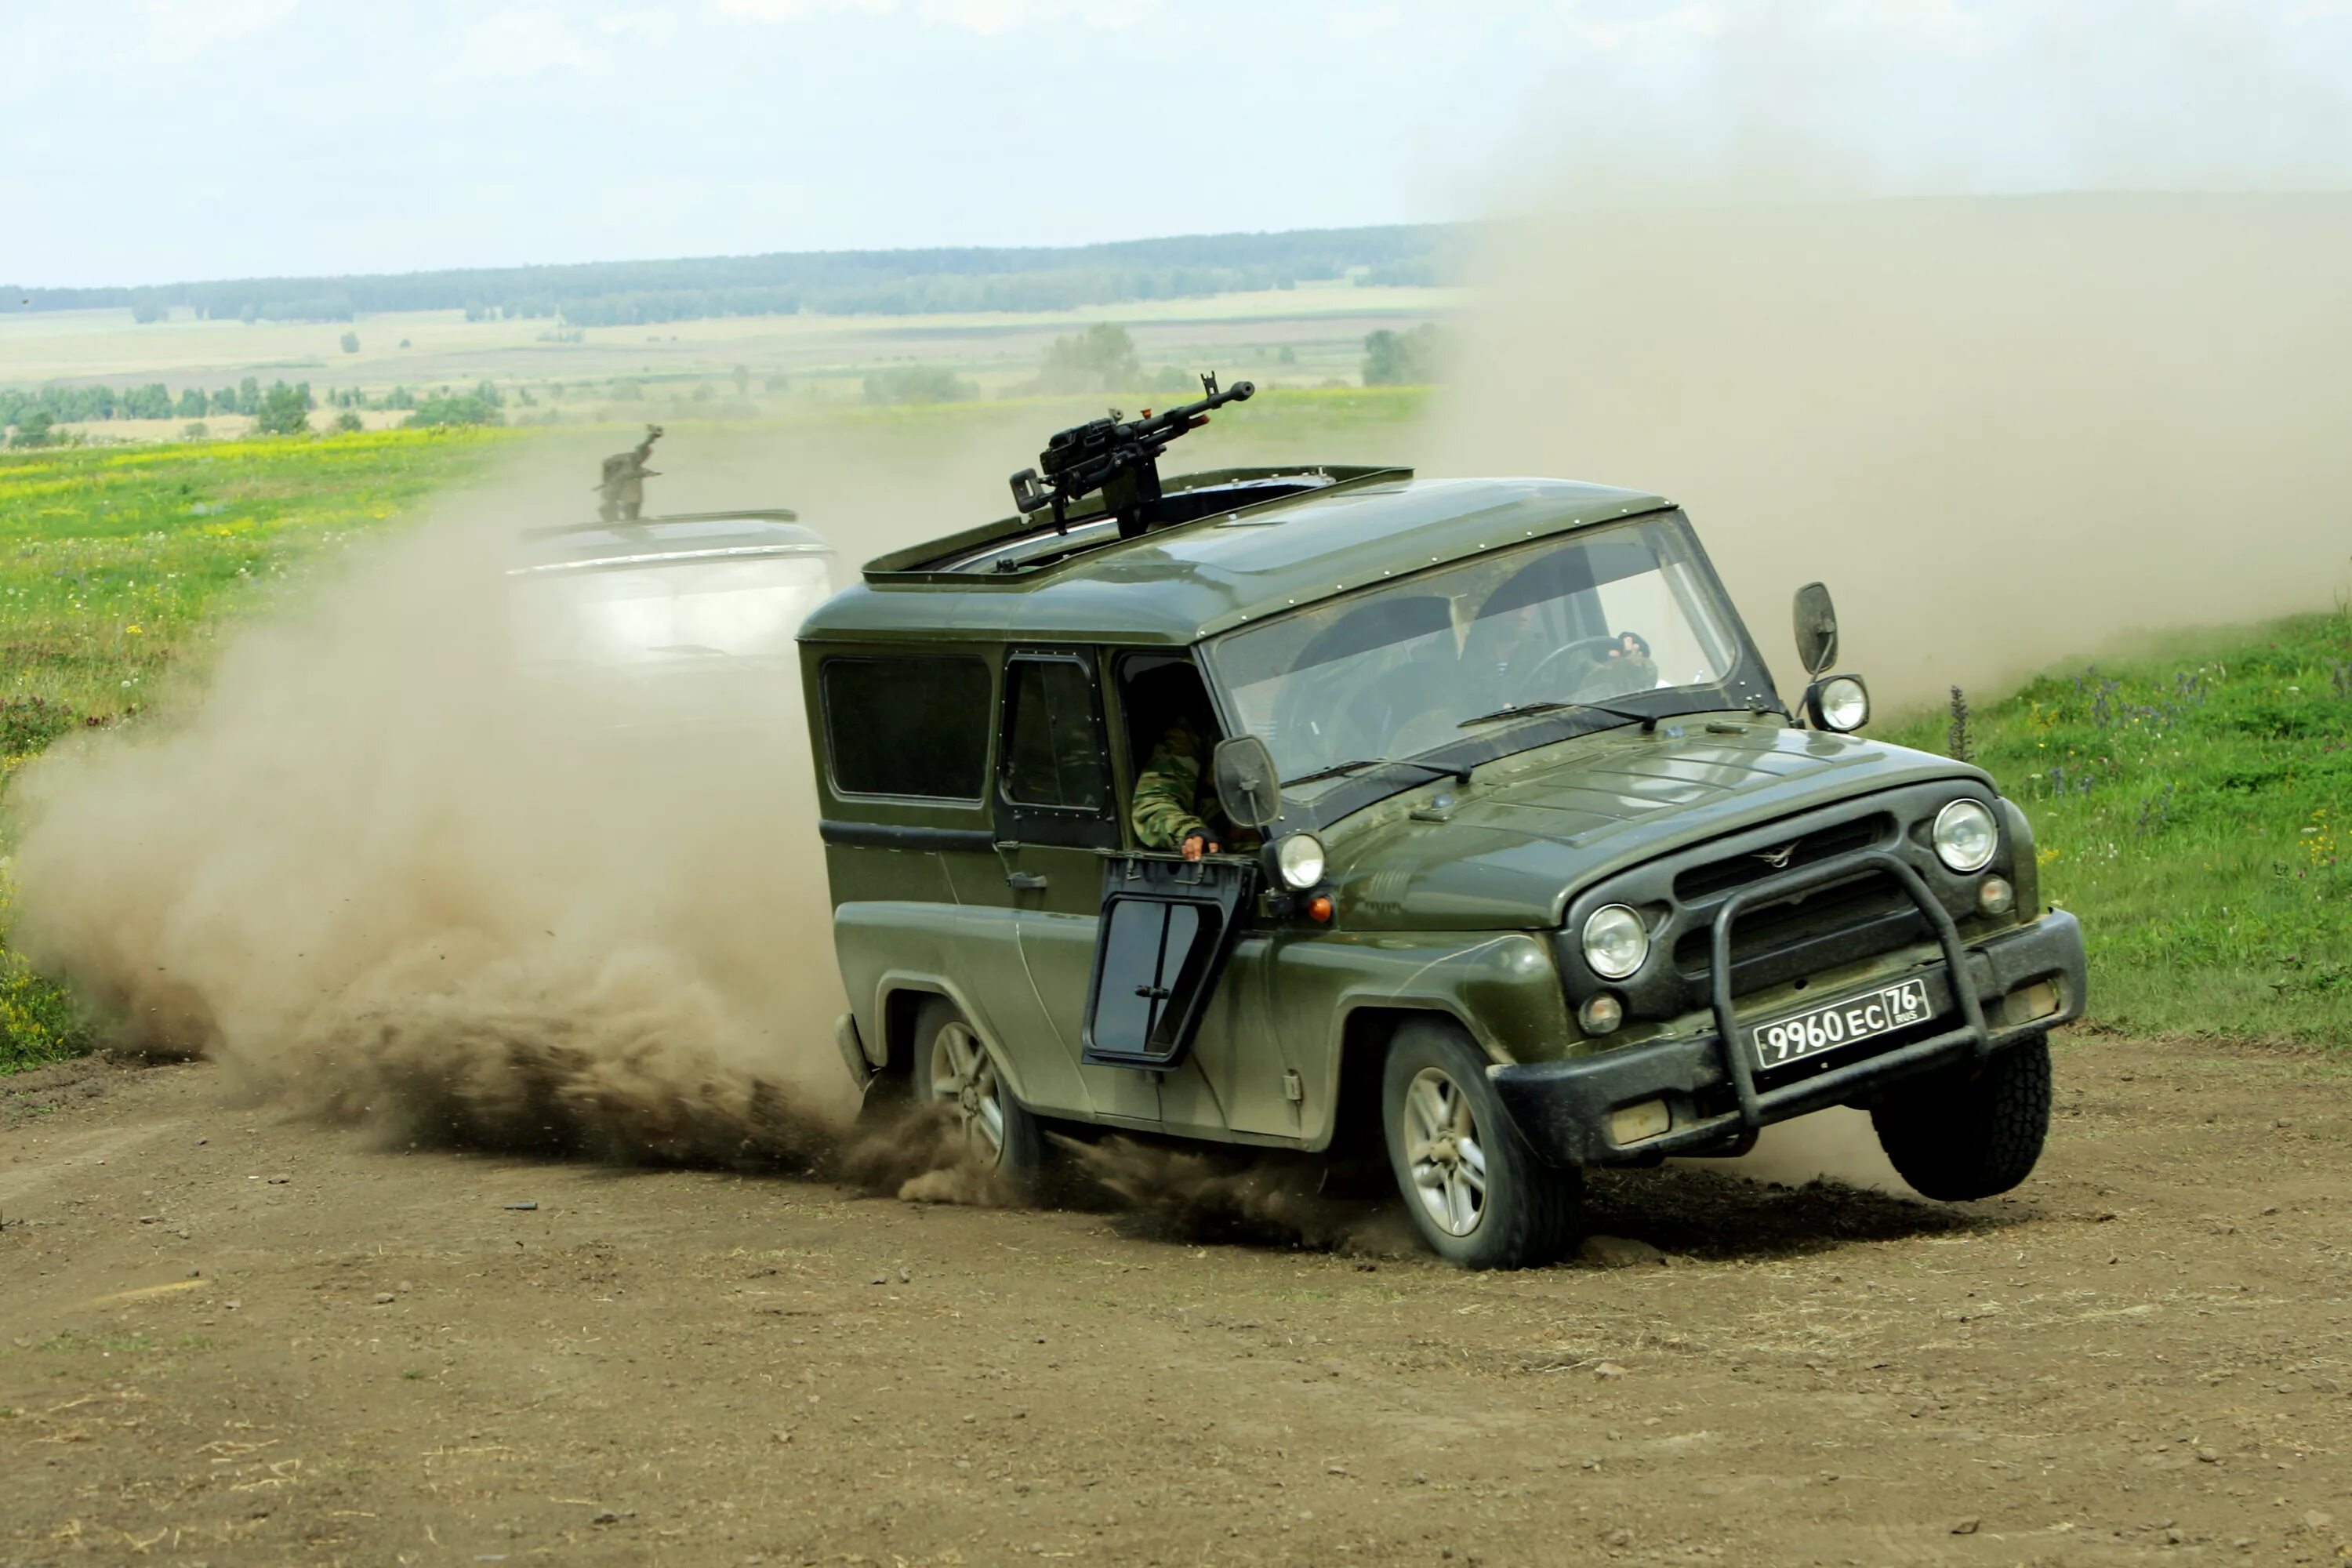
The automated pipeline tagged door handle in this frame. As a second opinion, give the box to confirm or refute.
[1006,872,1049,891]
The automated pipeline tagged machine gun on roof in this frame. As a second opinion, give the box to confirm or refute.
[1009,373,1255,539]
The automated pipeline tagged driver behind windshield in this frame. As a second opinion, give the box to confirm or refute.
[1595,630,1657,696]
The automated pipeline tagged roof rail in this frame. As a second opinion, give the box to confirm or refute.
[519,507,800,541]
[863,464,1411,584]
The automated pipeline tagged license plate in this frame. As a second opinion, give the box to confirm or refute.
[1751,978,1933,1070]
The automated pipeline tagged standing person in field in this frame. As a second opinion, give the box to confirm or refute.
[595,424,664,522]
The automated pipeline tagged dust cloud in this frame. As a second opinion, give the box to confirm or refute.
[1430,9,2352,1193]
[7,436,890,1164]
[1431,2,2352,706]
[1433,193,2352,710]
[1055,1135,1414,1255]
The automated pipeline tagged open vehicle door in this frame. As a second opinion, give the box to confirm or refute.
[1080,855,1257,1069]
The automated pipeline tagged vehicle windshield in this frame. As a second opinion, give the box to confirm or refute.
[509,555,832,667]
[1204,515,1749,794]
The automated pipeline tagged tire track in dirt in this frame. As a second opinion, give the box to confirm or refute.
[2,1033,2347,1566]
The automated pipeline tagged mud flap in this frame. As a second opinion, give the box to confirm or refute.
[834,1011,878,1092]
[1080,855,1256,1069]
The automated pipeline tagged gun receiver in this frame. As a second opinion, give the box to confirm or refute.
[1009,372,1256,539]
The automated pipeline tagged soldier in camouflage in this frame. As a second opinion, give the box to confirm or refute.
[1130,713,1229,859]
[595,424,664,522]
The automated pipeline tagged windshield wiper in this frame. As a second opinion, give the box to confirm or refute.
[1282,757,1473,789]
[1457,699,1657,732]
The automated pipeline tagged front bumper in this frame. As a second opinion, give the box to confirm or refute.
[1494,861,2087,1166]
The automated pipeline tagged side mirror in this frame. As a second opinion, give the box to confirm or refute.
[1792,581,1839,678]
[1211,735,1283,829]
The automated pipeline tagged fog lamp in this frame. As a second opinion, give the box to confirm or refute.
[1609,1098,1672,1146]
[1578,993,1624,1036]
[1933,798,1999,873]
[1977,875,2015,916]
[1272,832,1326,891]
[2005,978,2060,1025]
[1581,904,1650,980]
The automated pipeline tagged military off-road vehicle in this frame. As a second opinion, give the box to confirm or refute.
[802,383,2085,1267]
[508,509,836,730]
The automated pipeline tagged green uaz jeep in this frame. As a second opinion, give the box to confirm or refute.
[801,436,2084,1268]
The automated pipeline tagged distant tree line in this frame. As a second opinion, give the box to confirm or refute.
[0,377,328,427]
[5,224,1463,328]
[0,377,326,444]
[404,382,503,428]
[1362,324,1443,385]
[863,324,1234,407]
[0,376,518,444]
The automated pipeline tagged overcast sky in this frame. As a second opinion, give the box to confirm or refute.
[7,0,2350,287]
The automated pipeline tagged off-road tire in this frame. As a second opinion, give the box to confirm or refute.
[1870,1031,2053,1201]
[911,998,1045,1200]
[1380,1018,1581,1269]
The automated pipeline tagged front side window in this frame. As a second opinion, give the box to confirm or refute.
[1001,656,1108,811]
[1206,514,1757,796]
[822,655,991,800]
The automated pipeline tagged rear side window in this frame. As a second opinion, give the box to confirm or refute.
[822,655,991,800]
[1001,657,1108,811]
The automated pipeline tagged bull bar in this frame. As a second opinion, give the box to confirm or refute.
[1492,850,2087,1166]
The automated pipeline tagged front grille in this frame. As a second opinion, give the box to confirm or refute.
[1672,868,1926,997]
[1673,813,1893,901]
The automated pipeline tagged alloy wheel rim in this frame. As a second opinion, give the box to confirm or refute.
[1403,1066,1487,1237]
[930,1022,1007,1163]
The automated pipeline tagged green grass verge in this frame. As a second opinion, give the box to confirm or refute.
[1882,610,2352,1044]
[2,427,510,722]
[1,427,509,1072]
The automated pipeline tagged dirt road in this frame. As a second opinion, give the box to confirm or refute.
[4,1033,2347,1567]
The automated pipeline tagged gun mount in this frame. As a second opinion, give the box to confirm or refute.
[1010,373,1255,539]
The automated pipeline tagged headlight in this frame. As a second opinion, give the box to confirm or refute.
[1933,798,1998,873]
[1813,675,1870,731]
[1581,903,1650,979]
[1273,832,1326,891]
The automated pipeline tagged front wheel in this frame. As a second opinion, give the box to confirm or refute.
[911,999,1044,1199]
[1870,1033,2053,1200]
[1381,1019,1580,1269]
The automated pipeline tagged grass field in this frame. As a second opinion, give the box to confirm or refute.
[1882,611,2352,1044]
[2,281,1459,436]
[1,428,510,723]
[2,426,510,1069]
[3,407,2347,1071]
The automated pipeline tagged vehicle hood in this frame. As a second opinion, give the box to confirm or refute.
[1324,720,1984,931]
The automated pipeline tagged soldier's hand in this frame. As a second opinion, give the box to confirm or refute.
[1181,832,1219,862]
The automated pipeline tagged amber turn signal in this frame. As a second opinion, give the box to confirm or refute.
[1305,895,1334,924]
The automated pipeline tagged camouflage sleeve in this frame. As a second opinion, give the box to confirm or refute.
[1130,726,1210,850]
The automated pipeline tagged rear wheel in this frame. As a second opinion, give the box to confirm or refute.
[910,999,1044,1198]
[1380,1018,1580,1269]
[1870,1033,2053,1200]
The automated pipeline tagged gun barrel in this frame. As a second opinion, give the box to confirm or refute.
[1162,378,1255,426]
